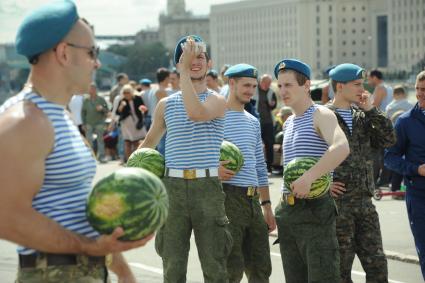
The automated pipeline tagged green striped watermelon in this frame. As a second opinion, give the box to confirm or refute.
[86,167,169,241]
[220,140,244,173]
[126,148,165,178]
[283,157,331,199]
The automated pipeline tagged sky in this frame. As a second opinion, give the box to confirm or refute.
[0,0,236,44]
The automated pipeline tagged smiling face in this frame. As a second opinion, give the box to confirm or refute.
[188,52,211,81]
[230,77,258,105]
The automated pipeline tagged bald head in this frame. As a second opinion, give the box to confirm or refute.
[260,74,272,91]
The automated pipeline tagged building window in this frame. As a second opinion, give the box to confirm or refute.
[342,29,346,34]
[342,40,346,45]
[342,6,346,12]
[329,38,333,46]
[343,52,346,57]
[362,6,366,11]
[317,50,320,57]
[317,39,320,46]
[342,18,346,23]
[362,17,366,22]
[352,18,356,23]
[352,40,356,45]
[352,29,356,34]
[329,27,333,34]
[362,40,366,45]
[362,28,366,33]
[317,28,320,35]
[352,6,356,11]
[362,51,366,56]
[352,51,356,56]
[329,5,332,12]
[316,5,320,12]
[316,16,320,24]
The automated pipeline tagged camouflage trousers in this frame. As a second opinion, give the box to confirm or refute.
[275,193,340,283]
[155,176,233,283]
[223,184,272,283]
[16,254,109,283]
[335,197,388,283]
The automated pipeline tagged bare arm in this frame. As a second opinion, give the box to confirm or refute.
[372,86,387,109]
[0,102,152,256]
[155,89,168,101]
[179,41,226,121]
[139,99,167,149]
[291,107,350,198]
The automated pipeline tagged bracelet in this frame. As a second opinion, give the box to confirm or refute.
[261,200,271,206]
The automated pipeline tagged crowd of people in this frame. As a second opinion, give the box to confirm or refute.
[0,1,424,283]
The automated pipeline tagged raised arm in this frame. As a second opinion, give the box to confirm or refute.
[178,41,226,121]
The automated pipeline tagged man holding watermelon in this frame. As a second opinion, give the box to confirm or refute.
[327,63,395,282]
[139,35,230,282]
[0,1,153,282]
[274,59,350,282]
[218,63,276,283]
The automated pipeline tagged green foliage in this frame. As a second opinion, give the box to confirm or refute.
[107,42,171,80]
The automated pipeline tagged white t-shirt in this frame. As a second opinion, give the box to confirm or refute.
[68,94,84,126]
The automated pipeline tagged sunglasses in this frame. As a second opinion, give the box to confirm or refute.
[66,42,100,60]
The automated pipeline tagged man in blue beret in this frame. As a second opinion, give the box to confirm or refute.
[218,63,275,282]
[326,63,394,282]
[274,58,350,282]
[139,35,228,282]
[0,1,152,282]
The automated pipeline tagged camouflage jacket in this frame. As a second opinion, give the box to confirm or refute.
[326,104,396,200]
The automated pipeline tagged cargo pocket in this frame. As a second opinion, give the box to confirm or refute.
[309,238,339,281]
[213,216,233,259]
[154,227,165,257]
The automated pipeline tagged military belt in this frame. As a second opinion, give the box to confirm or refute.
[281,192,330,206]
[165,168,218,179]
[222,184,258,198]
[19,253,106,268]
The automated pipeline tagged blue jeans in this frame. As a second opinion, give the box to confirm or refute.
[406,189,425,280]
[86,124,105,159]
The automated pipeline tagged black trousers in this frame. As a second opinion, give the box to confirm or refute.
[261,122,274,171]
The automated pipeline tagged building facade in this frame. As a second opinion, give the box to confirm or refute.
[211,0,423,78]
[159,0,210,51]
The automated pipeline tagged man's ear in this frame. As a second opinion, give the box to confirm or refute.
[305,79,311,91]
[54,42,70,66]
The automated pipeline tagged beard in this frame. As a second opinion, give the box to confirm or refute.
[191,72,207,81]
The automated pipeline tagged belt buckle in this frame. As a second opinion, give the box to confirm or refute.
[183,169,196,179]
[282,193,295,205]
[247,186,255,197]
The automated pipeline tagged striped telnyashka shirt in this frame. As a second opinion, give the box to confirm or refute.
[222,110,268,187]
[336,108,353,133]
[164,90,224,169]
[0,89,98,255]
[282,104,329,191]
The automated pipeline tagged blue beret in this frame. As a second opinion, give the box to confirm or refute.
[15,0,79,59]
[329,63,366,83]
[325,64,337,75]
[139,78,152,85]
[274,59,311,79]
[173,35,204,65]
[224,63,258,79]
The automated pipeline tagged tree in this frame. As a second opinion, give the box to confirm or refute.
[107,42,170,80]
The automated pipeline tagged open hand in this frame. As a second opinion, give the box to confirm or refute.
[84,227,154,256]
[330,181,346,198]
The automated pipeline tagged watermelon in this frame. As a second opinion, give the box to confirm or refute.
[220,140,244,173]
[283,157,331,199]
[87,167,169,241]
[127,148,165,178]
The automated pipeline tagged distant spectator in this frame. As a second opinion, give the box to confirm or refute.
[368,69,393,112]
[167,68,180,95]
[206,69,221,93]
[253,74,277,172]
[219,64,231,98]
[68,93,85,136]
[109,73,128,104]
[385,85,414,120]
[82,83,109,162]
[116,84,146,161]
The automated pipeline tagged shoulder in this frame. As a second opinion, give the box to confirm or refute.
[313,104,336,117]
[0,101,54,156]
